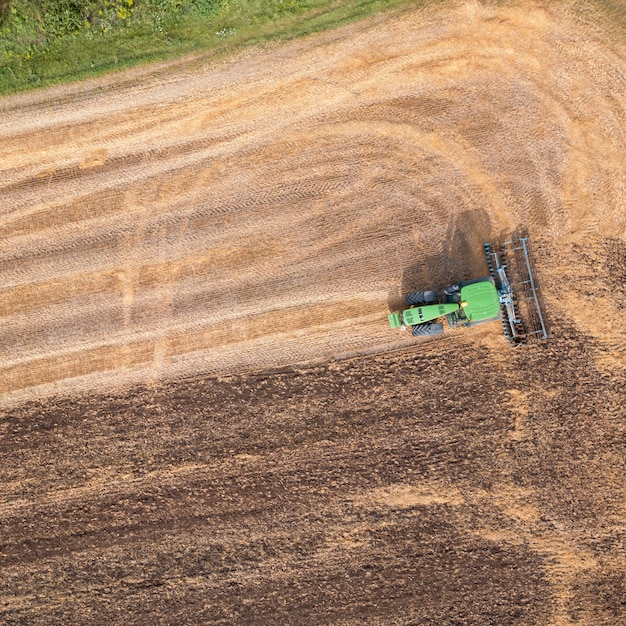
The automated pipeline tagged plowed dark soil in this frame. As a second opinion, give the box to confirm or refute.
[0,1,625,624]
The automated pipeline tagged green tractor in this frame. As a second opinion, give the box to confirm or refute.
[389,237,548,343]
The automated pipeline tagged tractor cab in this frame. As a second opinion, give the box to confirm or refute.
[443,278,500,327]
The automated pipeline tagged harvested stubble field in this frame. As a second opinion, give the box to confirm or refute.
[1,1,625,624]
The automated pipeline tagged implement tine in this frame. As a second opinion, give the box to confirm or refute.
[490,237,548,343]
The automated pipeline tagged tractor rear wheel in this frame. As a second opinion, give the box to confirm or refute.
[405,290,438,306]
[411,322,444,337]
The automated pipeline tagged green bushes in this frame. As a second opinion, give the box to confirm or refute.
[144,0,218,16]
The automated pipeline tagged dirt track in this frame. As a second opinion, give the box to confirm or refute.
[0,1,625,624]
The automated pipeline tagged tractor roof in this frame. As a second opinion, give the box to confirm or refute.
[460,280,500,322]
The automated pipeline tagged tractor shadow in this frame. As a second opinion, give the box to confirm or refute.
[390,209,495,310]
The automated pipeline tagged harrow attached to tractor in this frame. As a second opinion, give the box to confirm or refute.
[388,237,548,344]
[483,237,548,344]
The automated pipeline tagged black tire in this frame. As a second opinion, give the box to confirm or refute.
[405,290,438,306]
[411,322,444,337]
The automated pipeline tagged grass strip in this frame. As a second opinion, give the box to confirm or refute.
[0,0,424,95]
[0,0,622,96]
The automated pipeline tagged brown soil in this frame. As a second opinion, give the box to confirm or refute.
[0,1,625,624]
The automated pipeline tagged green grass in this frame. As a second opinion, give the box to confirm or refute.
[0,0,623,96]
[0,0,421,95]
